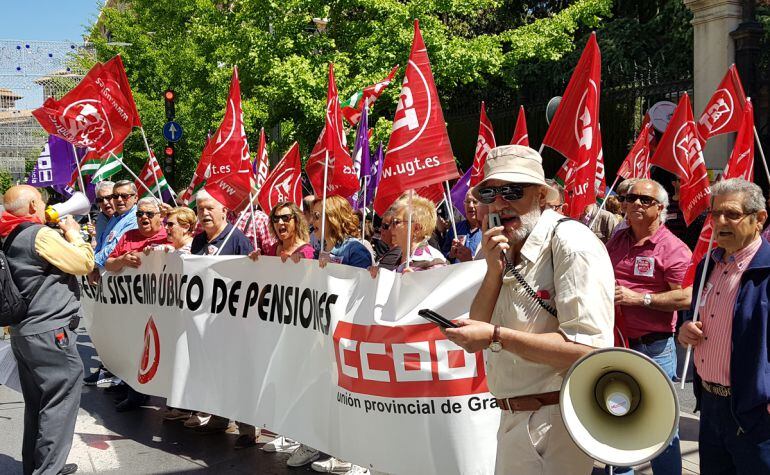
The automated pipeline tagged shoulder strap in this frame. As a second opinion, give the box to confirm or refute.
[2,221,39,254]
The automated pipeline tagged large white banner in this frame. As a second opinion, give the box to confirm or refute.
[80,253,499,474]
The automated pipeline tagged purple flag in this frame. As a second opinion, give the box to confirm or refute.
[367,142,384,209]
[352,108,371,211]
[27,136,77,187]
[450,167,472,219]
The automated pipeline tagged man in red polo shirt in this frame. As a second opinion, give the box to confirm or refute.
[605,178,693,474]
[105,197,167,273]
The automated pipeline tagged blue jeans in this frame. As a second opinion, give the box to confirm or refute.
[699,390,770,474]
[606,337,681,475]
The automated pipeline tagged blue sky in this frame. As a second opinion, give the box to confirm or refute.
[1,1,101,42]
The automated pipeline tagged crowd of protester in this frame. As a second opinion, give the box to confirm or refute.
[19,157,764,475]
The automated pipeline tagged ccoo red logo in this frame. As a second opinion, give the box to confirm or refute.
[137,316,160,384]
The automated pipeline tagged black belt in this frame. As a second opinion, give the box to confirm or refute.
[702,380,731,397]
[628,332,673,346]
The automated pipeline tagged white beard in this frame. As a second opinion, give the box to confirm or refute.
[509,205,541,243]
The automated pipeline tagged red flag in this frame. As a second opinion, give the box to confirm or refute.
[203,67,253,210]
[696,65,747,144]
[135,151,164,198]
[306,63,360,199]
[724,99,755,181]
[258,142,303,213]
[341,65,399,125]
[594,130,607,199]
[469,102,496,187]
[541,33,601,165]
[542,33,601,218]
[617,123,653,180]
[683,99,757,287]
[253,127,270,193]
[555,129,605,212]
[510,106,529,146]
[373,20,460,215]
[32,64,135,156]
[100,55,142,128]
[649,93,710,225]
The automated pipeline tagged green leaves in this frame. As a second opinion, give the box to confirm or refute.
[90,0,614,186]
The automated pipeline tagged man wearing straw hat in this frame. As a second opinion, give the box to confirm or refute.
[679,178,770,473]
[443,144,615,474]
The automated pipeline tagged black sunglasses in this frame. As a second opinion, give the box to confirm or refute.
[96,196,112,203]
[476,184,534,204]
[624,193,658,206]
[112,193,136,200]
[136,211,158,218]
[381,222,392,230]
[271,214,295,223]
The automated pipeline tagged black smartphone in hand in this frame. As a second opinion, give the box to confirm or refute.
[418,309,458,328]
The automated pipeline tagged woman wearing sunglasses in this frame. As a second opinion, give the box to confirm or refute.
[104,198,167,274]
[144,207,197,255]
[248,202,315,262]
[309,195,373,269]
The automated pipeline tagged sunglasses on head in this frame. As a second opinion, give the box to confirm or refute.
[136,211,157,218]
[112,193,135,200]
[476,184,534,204]
[271,214,295,223]
[624,193,658,206]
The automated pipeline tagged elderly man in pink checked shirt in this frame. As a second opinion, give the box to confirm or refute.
[605,178,693,474]
[679,178,770,474]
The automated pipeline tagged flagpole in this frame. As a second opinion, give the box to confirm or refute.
[108,151,160,202]
[70,145,93,225]
[406,189,413,270]
[752,127,770,185]
[249,192,258,250]
[360,176,368,239]
[320,150,330,256]
[680,228,716,389]
[215,193,258,256]
[443,180,458,239]
[588,174,620,229]
[538,144,545,155]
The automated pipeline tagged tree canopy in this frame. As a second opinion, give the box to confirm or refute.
[88,0,614,187]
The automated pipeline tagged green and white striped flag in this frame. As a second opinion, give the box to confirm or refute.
[92,149,124,183]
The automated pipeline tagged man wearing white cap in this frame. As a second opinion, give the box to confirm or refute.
[443,145,615,474]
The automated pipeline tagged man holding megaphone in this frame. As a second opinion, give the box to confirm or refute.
[443,145,615,475]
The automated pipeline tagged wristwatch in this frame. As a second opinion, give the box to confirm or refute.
[643,293,653,306]
[489,325,502,353]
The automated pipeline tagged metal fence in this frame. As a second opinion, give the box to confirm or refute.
[445,73,693,179]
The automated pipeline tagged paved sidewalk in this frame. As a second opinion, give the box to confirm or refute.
[0,327,701,474]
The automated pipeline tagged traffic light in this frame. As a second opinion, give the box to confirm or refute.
[164,89,176,121]
[163,143,175,184]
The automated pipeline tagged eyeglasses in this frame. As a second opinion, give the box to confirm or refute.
[476,184,534,204]
[624,193,658,207]
[271,214,295,223]
[381,221,392,230]
[616,195,626,203]
[390,218,404,227]
[709,209,754,222]
[96,196,113,203]
[112,193,136,201]
[136,211,158,218]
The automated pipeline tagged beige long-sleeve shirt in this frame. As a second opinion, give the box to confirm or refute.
[35,226,94,275]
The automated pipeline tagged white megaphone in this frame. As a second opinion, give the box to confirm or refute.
[560,347,679,468]
[45,192,91,224]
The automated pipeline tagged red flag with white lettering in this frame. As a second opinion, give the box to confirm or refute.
[510,106,529,146]
[696,65,747,144]
[542,33,601,218]
[203,67,253,210]
[649,93,710,225]
[253,127,270,194]
[100,55,142,128]
[258,142,303,213]
[373,20,460,215]
[32,63,135,156]
[683,99,757,287]
[617,123,653,180]
[469,102,496,187]
[306,63,360,199]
